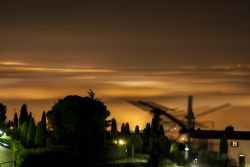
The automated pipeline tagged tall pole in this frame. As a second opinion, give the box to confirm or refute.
[187,95,195,163]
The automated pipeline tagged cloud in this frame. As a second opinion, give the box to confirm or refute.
[1,63,250,100]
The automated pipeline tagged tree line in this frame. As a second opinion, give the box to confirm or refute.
[0,103,46,148]
[0,90,194,166]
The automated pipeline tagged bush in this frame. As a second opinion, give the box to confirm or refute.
[17,148,79,167]
[197,150,228,167]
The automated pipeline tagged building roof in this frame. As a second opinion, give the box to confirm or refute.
[190,129,250,140]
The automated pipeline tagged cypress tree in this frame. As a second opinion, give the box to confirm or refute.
[19,104,28,127]
[135,125,140,135]
[42,111,46,131]
[219,135,228,154]
[142,123,151,153]
[0,103,7,128]
[20,122,28,146]
[125,122,131,137]
[42,111,47,147]
[14,112,18,128]
[121,123,126,137]
[111,118,118,140]
[27,117,36,147]
[27,112,32,128]
[35,121,45,147]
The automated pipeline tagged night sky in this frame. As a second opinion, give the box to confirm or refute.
[1,0,250,131]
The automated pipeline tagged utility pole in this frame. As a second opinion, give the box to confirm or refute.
[187,96,195,163]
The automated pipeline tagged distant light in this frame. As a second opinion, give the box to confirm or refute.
[239,154,245,157]
[185,145,189,151]
[118,139,125,146]
[0,130,3,135]
[231,141,239,147]
[113,140,118,144]
[2,143,8,147]
[10,126,13,130]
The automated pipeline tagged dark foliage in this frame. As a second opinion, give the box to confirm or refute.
[27,117,36,147]
[219,135,228,154]
[20,122,28,146]
[120,123,126,137]
[19,104,28,127]
[110,118,118,141]
[125,122,131,137]
[0,102,7,128]
[135,125,140,135]
[46,94,110,152]
[159,124,165,136]
[35,121,46,147]
[42,111,47,147]
[142,123,151,153]
[14,112,18,128]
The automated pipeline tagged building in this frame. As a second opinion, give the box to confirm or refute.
[190,128,250,166]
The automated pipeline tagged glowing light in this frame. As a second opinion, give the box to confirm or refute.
[0,130,3,135]
[8,66,114,73]
[118,139,126,146]
[0,61,27,66]
[108,81,164,87]
[185,145,189,151]
[101,89,165,97]
[2,142,9,147]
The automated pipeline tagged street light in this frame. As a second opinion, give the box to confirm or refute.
[118,139,126,146]
[185,145,189,161]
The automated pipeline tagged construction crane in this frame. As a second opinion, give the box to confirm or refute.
[129,96,230,164]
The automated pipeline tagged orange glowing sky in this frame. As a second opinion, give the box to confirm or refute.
[1,0,250,131]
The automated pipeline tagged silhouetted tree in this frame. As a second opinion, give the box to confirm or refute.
[128,134,143,156]
[159,135,170,157]
[159,124,165,136]
[7,120,11,128]
[88,89,95,100]
[14,112,18,128]
[46,93,110,152]
[42,111,46,129]
[120,123,126,137]
[111,118,118,141]
[35,121,46,147]
[42,111,46,147]
[19,104,28,127]
[0,103,7,128]
[27,112,32,126]
[20,122,28,146]
[219,135,229,167]
[135,125,140,135]
[125,122,131,137]
[142,123,151,153]
[225,125,234,133]
[220,135,228,154]
[27,117,36,147]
